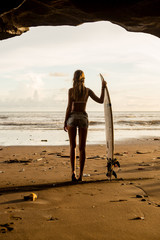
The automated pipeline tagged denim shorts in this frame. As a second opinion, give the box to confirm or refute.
[67,112,88,128]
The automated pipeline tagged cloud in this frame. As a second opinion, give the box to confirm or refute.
[49,72,69,77]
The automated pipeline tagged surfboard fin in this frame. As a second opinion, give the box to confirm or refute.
[112,170,117,178]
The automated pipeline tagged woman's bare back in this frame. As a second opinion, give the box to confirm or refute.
[70,87,89,112]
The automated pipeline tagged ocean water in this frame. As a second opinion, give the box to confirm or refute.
[0,111,160,146]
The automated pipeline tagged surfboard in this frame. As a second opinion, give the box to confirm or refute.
[100,74,120,180]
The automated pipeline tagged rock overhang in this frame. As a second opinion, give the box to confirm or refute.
[0,0,160,40]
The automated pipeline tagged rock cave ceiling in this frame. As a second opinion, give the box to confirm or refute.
[0,0,160,41]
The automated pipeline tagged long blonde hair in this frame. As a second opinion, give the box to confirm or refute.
[73,70,86,101]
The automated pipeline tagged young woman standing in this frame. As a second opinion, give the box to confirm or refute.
[64,70,106,182]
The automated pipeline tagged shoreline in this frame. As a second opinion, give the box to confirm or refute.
[0,134,159,147]
[0,138,160,239]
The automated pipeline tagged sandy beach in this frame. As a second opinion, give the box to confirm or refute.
[0,138,160,240]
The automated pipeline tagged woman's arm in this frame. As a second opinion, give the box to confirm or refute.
[64,89,73,131]
[88,78,106,104]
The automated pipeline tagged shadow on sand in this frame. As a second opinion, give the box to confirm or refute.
[0,177,152,196]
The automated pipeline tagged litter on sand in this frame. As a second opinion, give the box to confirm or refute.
[24,193,37,201]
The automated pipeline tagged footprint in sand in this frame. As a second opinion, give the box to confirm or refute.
[0,223,14,233]
[47,217,59,222]
[10,216,22,220]
[110,199,127,202]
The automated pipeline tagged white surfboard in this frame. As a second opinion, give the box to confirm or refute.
[100,74,119,179]
[102,76,114,161]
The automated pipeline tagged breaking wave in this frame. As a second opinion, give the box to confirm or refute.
[116,120,160,126]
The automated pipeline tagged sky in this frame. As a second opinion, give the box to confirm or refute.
[0,21,160,112]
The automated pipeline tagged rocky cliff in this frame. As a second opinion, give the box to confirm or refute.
[0,0,160,40]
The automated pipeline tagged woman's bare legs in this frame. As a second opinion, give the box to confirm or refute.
[67,126,77,180]
[78,127,88,181]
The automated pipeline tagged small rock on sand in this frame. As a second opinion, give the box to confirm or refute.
[136,194,143,198]
[47,217,59,221]
[141,199,147,202]
[83,173,91,177]
[131,216,144,220]
[19,168,25,172]
[36,158,43,162]
[138,168,145,171]
[114,152,124,156]
[87,155,100,159]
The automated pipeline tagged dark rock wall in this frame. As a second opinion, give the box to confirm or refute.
[0,0,160,40]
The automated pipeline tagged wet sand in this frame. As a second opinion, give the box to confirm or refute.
[0,138,160,239]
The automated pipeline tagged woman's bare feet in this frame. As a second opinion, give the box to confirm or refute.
[72,173,78,182]
[77,176,82,182]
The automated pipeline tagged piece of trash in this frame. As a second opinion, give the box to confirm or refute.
[83,173,90,177]
[41,140,48,142]
[0,170,4,173]
[24,193,37,201]
[19,168,25,172]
